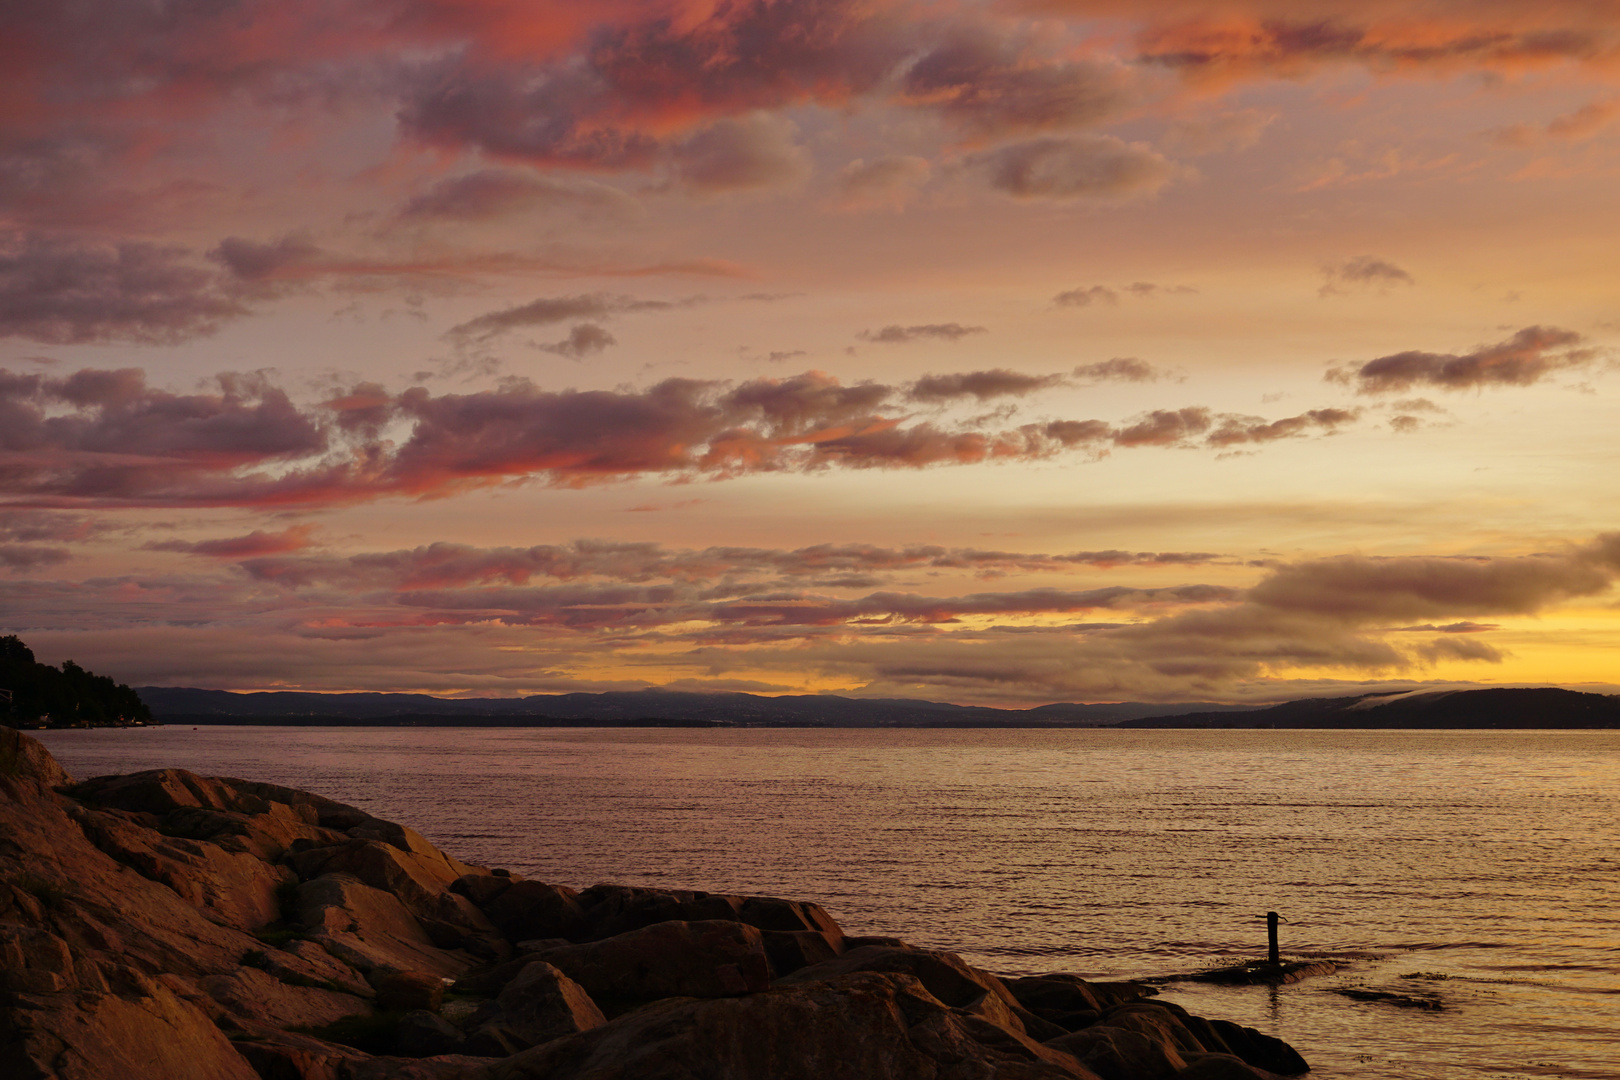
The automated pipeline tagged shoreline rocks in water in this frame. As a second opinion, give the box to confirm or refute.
[0,726,1310,1079]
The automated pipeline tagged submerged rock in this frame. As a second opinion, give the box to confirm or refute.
[0,727,1315,1079]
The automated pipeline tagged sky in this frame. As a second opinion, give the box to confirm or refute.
[3,0,1619,705]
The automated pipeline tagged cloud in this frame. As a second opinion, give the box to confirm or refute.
[973,135,1181,200]
[1329,326,1600,392]
[0,232,247,345]
[0,510,110,543]
[208,234,324,285]
[147,525,317,558]
[398,170,640,220]
[1112,407,1212,447]
[1319,255,1416,297]
[899,29,1138,134]
[1545,97,1620,138]
[1056,284,1196,308]
[1391,622,1500,633]
[393,1,1149,178]
[858,323,987,344]
[445,293,677,343]
[232,538,1229,593]
[1246,548,1614,621]
[1054,285,1118,307]
[1162,108,1276,154]
[538,323,617,359]
[1073,358,1170,382]
[833,155,932,211]
[1489,97,1620,146]
[1131,7,1620,83]
[0,367,327,506]
[22,531,1617,703]
[1206,408,1360,447]
[671,113,810,194]
[0,544,71,571]
[901,361,1169,403]
[0,364,1369,508]
[907,369,1066,402]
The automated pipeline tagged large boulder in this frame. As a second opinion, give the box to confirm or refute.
[297,873,472,979]
[0,968,261,1080]
[1176,1054,1292,1080]
[292,840,498,946]
[193,965,370,1030]
[69,806,293,931]
[528,919,772,1013]
[0,726,71,792]
[1047,1024,1188,1080]
[780,944,1062,1040]
[479,881,587,943]
[467,960,607,1053]
[1045,1001,1310,1080]
[491,971,1098,1080]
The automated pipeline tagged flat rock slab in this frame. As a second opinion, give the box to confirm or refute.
[1184,960,1338,986]
[1331,987,1444,1010]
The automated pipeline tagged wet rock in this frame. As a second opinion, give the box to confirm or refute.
[1333,986,1443,1010]
[1187,960,1337,986]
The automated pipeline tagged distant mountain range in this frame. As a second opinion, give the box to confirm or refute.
[129,685,1620,730]
[1116,687,1620,729]
[133,687,1250,727]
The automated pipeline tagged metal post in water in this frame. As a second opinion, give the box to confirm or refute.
[1267,911,1280,966]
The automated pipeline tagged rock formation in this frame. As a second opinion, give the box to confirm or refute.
[0,727,1309,1079]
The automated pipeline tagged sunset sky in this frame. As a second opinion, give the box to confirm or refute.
[3,0,1619,705]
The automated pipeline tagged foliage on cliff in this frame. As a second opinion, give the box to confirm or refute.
[0,635,151,726]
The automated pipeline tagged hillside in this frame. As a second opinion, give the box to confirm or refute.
[1117,687,1620,729]
[134,687,1251,727]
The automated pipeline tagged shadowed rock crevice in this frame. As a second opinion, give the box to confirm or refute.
[0,727,1310,1079]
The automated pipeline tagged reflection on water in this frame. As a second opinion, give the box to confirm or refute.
[37,726,1620,1080]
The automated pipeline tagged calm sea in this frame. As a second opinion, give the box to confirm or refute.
[34,726,1620,1080]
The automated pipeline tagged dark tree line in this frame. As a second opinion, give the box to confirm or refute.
[0,636,152,726]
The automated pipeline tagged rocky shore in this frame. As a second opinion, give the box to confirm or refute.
[1,727,1311,1079]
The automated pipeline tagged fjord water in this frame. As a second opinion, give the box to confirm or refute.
[38,727,1620,1080]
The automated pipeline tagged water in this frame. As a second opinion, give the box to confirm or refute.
[34,726,1620,1079]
